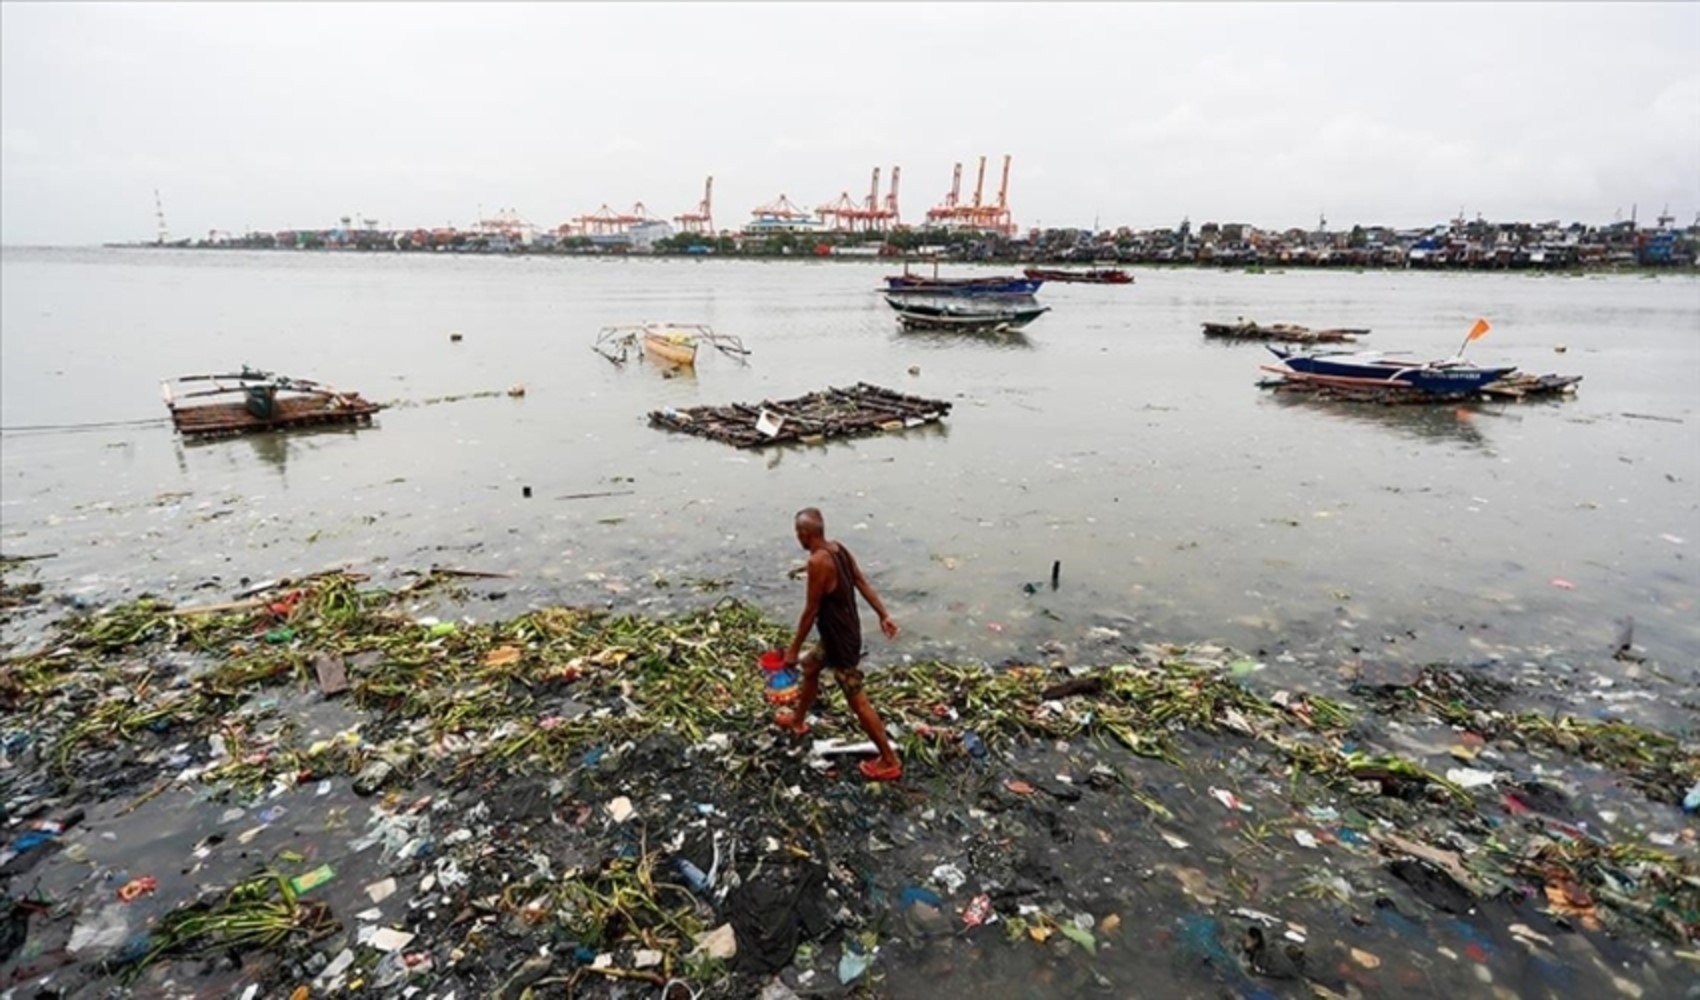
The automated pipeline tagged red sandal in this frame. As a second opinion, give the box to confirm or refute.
[773,710,810,736]
[858,758,903,783]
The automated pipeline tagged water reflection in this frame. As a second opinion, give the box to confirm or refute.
[1262,391,1494,451]
[176,426,372,482]
[758,419,950,469]
[892,327,1036,350]
[647,362,697,382]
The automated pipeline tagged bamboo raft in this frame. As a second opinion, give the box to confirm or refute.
[648,383,951,449]
[1203,321,1369,344]
[163,369,382,437]
[1480,373,1584,400]
[1259,370,1582,404]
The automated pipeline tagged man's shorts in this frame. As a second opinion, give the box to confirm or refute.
[807,643,866,697]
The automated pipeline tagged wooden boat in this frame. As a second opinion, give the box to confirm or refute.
[1022,267,1133,284]
[883,260,1043,297]
[884,274,1044,297]
[884,297,1049,333]
[1262,368,1581,403]
[594,323,750,368]
[643,328,699,366]
[1202,321,1368,343]
[162,368,381,437]
[1266,347,1515,395]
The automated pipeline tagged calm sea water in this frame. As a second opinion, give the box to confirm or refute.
[3,248,1698,694]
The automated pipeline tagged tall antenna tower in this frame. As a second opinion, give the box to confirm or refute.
[153,189,169,245]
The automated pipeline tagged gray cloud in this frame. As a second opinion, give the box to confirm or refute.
[3,2,1696,245]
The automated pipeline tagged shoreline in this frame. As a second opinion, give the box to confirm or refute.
[29,243,1697,277]
[0,243,1692,279]
[1,568,1694,996]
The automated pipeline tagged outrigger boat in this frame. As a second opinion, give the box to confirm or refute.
[1022,267,1133,285]
[593,323,750,368]
[162,367,381,437]
[885,296,1049,333]
[1265,346,1515,395]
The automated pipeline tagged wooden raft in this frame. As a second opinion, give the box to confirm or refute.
[1203,321,1369,344]
[170,394,382,437]
[649,383,951,449]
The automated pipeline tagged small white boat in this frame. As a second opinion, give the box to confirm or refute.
[593,323,750,368]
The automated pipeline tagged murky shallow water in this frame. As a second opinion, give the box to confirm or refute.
[4,248,1697,689]
[3,247,1699,997]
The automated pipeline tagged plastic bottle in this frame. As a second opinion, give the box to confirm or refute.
[372,951,408,988]
[676,857,712,895]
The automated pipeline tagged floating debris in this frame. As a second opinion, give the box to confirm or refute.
[649,382,951,449]
[1202,320,1369,343]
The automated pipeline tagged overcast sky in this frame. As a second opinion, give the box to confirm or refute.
[3,2,1697,245]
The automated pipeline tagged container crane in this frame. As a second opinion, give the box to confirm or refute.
[851,165,900,232]
[752,194,813,220]
[674,176,715,235]
[820,166,901,232]
[924,162,964,226]
[881,165,901,227]
[967,154,1014,234]
[926,154,1015,234]
[816,191,860,232]
[569,203,661,237]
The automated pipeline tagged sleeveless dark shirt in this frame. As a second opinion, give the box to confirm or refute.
[816,544,863,669]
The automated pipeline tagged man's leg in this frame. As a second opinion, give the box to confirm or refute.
[836,666,900,769]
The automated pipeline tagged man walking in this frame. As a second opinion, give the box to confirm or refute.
[775,507,903,782]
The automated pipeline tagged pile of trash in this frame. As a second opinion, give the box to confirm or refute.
[1,571,1695,995]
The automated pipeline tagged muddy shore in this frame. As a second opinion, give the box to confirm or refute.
[1,564,1695,998]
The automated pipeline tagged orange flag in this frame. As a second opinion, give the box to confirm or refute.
[1467,318,1491,341]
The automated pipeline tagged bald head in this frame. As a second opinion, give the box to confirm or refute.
[794,507,824,548]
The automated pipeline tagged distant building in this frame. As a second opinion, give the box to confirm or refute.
[628,221,674,251]
[745,214,822,235]
[745,194,823,236]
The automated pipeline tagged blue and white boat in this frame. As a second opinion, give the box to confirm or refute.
[1267,346,1515,395]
